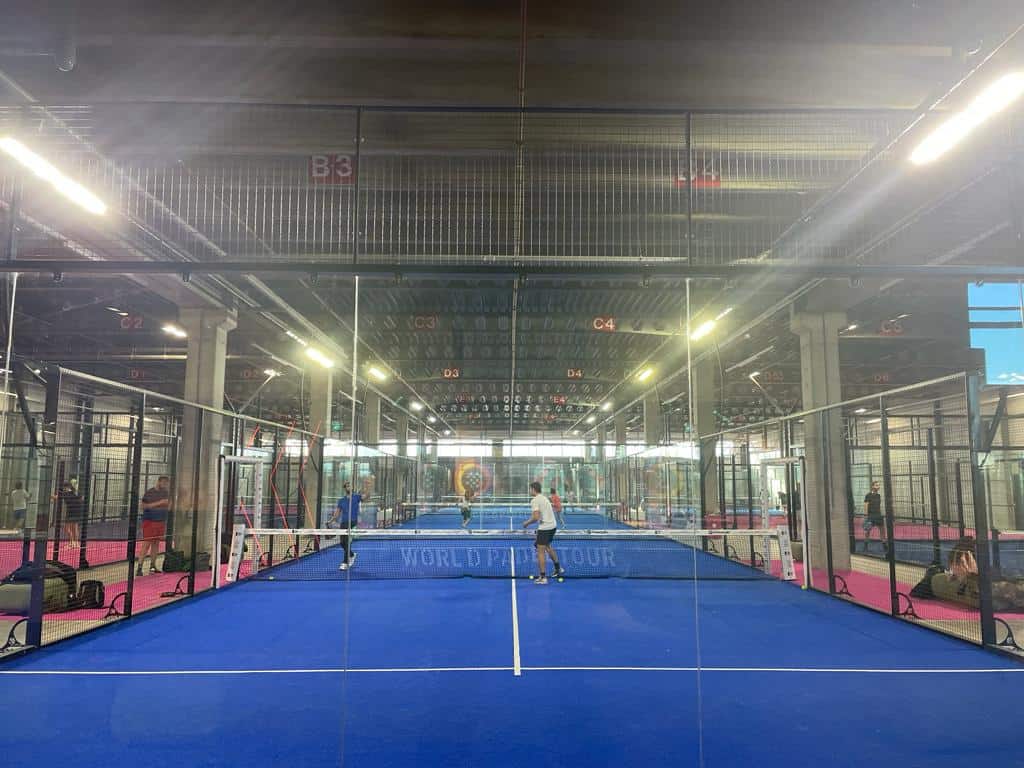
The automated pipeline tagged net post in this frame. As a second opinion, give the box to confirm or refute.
[843,422,857,559]
[819,409,836,595]
[926,427,942,567]
[879,405,900,617]
[965,374,997,647]
[729,453,738,530]
[745,438,754,531]
[123,391,146,618]
[186,409,204,596]
[75,399,94,570]
[954,461,967,537]
[314,434,326,527]
[26,365,62,649]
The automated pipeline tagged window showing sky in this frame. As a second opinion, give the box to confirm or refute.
[968,283,1024,385]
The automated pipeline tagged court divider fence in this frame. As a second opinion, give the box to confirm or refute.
[0,364,324,656]
[620,372,1024,655]
[3,367,1022,660]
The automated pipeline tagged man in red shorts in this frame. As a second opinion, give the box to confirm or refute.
[137,476,171,576]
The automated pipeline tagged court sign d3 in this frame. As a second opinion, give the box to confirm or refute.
[309,153,357,185]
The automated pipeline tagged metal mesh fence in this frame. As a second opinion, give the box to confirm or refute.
[3,104,969,270]
[0,365,323,655]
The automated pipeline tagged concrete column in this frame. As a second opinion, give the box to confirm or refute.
[302,366,332,527]
[691,357,719,521]
[791,310,852,573]
[364,390,381,445]
[614,413,627,457]
[395,413,409,456]
[176,308,236,557]
[643,390,662,447]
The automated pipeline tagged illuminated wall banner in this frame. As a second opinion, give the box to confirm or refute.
[455,460,492,497]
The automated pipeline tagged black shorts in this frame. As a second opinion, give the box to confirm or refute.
[535,528,556,547]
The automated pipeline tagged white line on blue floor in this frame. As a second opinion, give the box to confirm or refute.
[2,665,1023,676]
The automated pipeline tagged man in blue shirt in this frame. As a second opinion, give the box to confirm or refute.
[329,481,362,570]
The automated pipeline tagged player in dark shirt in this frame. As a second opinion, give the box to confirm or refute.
[137,476,171,575]
[55,481,85,557]
[861,481,884,553]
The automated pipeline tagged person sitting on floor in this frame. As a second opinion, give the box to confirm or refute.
[930,536,1024,612]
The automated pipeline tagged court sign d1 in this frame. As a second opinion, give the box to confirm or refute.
[309,153,357,185]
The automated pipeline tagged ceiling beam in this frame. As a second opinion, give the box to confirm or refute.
[5,260,1024,280]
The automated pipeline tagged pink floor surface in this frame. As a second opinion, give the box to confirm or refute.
[0,539,167,580]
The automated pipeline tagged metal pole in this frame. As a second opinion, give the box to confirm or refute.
[965,375,997,646]
[745,439,754,530]
[820,410,836,594]
[954,462,967,538]
[0,272,19,486]
[730,454,738,529]
[124,392,146,618]
[879,406,900,617]
[187,409,203,596]
[26,366,61,648]
[348,275,359,536]
[926,427,942,566]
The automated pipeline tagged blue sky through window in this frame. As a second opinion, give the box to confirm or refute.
[968,283,1024,385]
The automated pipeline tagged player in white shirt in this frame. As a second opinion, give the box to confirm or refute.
[10,481,30,531]
[522,481,564,584]
[458,488,475,528]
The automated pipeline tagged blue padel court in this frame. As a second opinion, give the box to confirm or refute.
[2,545,1021,768]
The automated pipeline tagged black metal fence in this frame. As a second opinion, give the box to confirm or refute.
[0,365,323,656]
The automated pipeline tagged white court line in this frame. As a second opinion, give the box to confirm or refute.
[3,665,1023,676]
[522,666,1024,674]
[0,666,514,676]
[510,545,522,676]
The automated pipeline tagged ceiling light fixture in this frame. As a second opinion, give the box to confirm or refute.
[0,136,107,214]
[911,72,1024,165]
[410,401,424,412]
[105,306,128,317]
[427,416,437,424]
[161,323,187,339]
[285,330,308,347]
[602,401,612,411]
[304,347,335,368]
[263,369,280,378]
[368,365,388,382]
[636,367,654,382]
[586,416,596,424]
[690,320,716,341]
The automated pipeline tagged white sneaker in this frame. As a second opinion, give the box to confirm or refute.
[534,577,548,585]
[339,562,348,571]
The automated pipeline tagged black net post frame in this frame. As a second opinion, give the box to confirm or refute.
[121,391,146,618]
[965,375,998,647]
[819,408,837,595]
[926,427,943,568]
[26,365,62,648]
[186,408,204,597]
[879,404,900,617]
